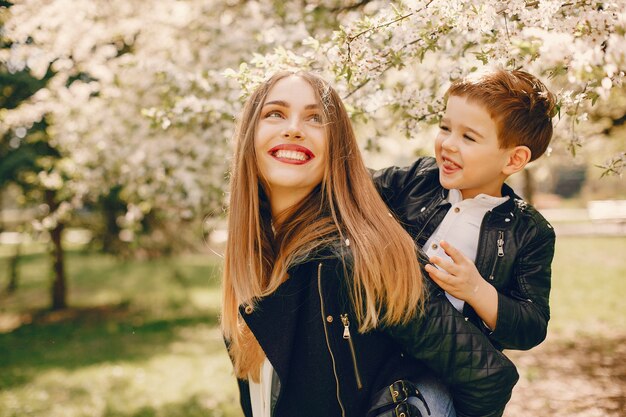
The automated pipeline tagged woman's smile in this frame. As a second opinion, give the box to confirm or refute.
[268,143,315,164]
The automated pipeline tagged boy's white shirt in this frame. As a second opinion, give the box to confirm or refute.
[423,188,509,313]
[249,357,274,417]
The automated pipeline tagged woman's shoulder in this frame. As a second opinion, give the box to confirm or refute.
[287,241,354,289]
[289,237,352,265]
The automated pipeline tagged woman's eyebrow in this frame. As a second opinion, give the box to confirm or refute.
[264,100,288,107]
[263,100,319,109]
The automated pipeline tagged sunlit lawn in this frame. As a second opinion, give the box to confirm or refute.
[0,250,240,417]
[549,236,626,335]
[0,235,624,417]
[505,236,626,417]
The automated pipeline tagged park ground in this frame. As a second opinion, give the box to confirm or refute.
[0,235,624,417]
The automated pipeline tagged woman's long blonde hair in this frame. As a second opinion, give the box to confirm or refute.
[221,71,424,380]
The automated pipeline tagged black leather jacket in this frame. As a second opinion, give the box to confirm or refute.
[373,157,555,350]
[236,249,519,417]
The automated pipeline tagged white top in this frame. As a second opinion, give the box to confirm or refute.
[423,189,509,312]
[249,357,275,417]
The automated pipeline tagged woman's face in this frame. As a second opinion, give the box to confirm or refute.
[255,75,327,213]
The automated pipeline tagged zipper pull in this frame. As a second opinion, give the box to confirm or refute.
[497,231,504,257]
[341,314,350,339]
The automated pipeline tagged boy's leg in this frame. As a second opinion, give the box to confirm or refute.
[408,372,456,417]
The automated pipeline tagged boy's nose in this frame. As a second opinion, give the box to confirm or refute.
[441,136,459,152]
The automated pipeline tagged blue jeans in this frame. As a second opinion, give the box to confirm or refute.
[409,373,456,417]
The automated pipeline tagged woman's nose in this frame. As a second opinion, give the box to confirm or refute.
[282,118,303,140]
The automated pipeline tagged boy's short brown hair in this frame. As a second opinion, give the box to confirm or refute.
[446,68,557,162]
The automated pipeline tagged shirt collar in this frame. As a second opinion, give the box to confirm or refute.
[443,189,509,208]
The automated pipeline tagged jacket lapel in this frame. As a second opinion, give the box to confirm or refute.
[240,262,312,388]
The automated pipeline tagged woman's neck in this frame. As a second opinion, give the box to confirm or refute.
[268,187,310,220]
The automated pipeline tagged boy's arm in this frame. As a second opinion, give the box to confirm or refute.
[369,156,433,208]
[487,224,555,350]
[427,225,554,350]
[386,275,519,417]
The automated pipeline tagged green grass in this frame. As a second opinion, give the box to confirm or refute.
[549,236,626,334]
[0,236,624,417]
[0,249,240,417]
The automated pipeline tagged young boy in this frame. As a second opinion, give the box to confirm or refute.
[374,68,557,352]
[367,69,556,417]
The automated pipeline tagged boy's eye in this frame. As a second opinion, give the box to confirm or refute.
[439,125,450,132]
[463,134,476,142]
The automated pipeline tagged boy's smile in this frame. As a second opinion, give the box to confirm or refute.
[440,155,462,175]
[435,95,513,199]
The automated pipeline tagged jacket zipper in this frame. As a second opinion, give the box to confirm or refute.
[340,313,363,390]
[488,231,505,280]
[317,262,347,417]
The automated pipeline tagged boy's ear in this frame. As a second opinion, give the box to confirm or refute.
[503,146,532,175]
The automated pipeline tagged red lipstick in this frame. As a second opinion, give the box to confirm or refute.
[268,144,315,165]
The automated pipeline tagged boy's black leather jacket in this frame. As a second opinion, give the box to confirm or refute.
[373,157,555,350]
[236,251,519,417]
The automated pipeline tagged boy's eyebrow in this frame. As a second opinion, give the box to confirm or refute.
[465,127,485,139]
[263,100,319,109]
[441,117,486,139]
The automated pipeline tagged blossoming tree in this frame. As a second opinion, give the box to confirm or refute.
[1,0,624,307]
[228,0,625,172]
[0,0,355,307]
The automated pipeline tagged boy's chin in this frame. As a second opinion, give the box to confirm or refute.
[438,174,457,190]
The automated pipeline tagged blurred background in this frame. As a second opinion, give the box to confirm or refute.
[1,1,624,416]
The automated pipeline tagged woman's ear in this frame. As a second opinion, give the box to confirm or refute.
[503,146,532,176]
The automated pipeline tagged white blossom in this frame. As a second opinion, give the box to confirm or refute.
[2,0,625,238]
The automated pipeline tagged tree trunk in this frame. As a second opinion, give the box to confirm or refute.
[50,222,67,310]
[6,242,20,294]
[101,191,122,254]
[1,187,20,294]
[0,186,3,233]
[45,190,67,310]
[523,168,535,205]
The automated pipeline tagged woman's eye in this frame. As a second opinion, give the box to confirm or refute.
[308,114,322,123]
[265,111,283,119]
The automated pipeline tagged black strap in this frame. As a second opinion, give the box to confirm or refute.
[367,379,431,417]
[394,401,423,417]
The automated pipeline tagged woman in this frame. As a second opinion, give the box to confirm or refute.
[221,71,517,417]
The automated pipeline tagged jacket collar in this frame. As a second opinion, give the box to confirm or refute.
[493,183,524,215]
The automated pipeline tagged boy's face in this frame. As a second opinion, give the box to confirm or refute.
[435,95,513,199]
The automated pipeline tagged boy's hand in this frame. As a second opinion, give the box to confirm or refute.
[424,240,483,302]
[424,240,498,329]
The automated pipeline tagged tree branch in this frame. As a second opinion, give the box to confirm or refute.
[326,0,375,13]
[347,0,434,42]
